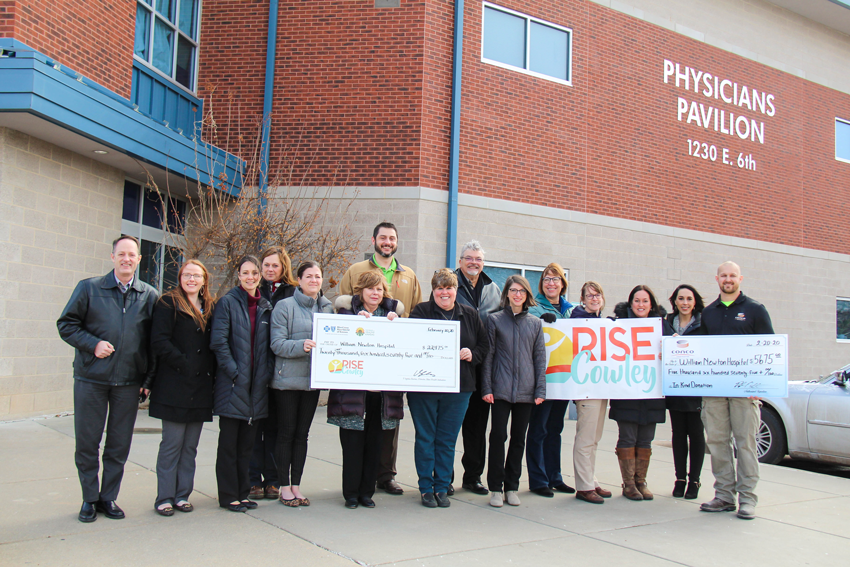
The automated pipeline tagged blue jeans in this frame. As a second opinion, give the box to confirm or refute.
[407,392,471,494]
[525,399,569,490]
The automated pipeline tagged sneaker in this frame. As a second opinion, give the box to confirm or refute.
[248,485,265,500]
[421,493,438,508]
[700,498,736,512]
[737,503,756,520]
[434,492,451,508]
[505,491,521,506]
[489,492,504,508]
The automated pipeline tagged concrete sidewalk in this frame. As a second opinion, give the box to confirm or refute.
[2,408,848,566]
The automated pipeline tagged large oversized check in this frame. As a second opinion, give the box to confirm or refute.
[310,313,460,392]
[662,335,788,398]
[543,318,663,400]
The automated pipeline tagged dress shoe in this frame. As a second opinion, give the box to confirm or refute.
[576,490,605,504]
[462,481,489,495]
[223,502,247,512]
[531,487,554,498]
[376,479,404,495]
[174,501,193,513]
[249,485,265,500]
[241,500,258,510]
[421,492,438,508]
[737,502,756,520]
[344,497,359,509]
[358,496,376,508]
[96,500,125,520]
[594,486,612,498]
[434,492,451,508]
[551,482,576,494]
[264,486,280,500]
[78,501,97,523]
[446,484,455,496]
[700,498,736,512]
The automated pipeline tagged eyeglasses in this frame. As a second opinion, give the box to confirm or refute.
[181,273,204,281]
[542,277,561,284]
[585,293,602,300]
[461,256,484,264]
[508,288,527,295]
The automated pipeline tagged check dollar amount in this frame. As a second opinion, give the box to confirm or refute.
[310,313,461,392]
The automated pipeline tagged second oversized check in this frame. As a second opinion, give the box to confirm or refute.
[310,313,460,392]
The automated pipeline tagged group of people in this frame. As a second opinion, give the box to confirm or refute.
[57,222,773,524]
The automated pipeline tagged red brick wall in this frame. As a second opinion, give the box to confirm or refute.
[459,0,850,254]
[4,0,135,99]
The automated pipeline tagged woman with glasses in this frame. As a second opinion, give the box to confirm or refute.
[526,263,575,498]
[610,285,673,501]
[482,276,546,507]
[570,281,613,504]
[147,260,216,516]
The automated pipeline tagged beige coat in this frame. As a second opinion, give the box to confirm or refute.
[339,257,422,318]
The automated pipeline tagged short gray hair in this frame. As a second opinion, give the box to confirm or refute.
[460,240,485,258]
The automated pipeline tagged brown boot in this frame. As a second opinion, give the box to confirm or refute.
[616,447,642,500]
[634,447,653,500]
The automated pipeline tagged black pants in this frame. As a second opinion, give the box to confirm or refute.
[670,410,705,481]
[249,390,279,488]
[377,422,399,483]
[73,380,139,503]
[487,400,533,493]
[461,388,490,484]
[216,417,257,504]
[339,392,383,500]
[274,389,320,486]
[616,421,656,449]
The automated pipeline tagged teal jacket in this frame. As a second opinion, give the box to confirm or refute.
[528,292,574,319]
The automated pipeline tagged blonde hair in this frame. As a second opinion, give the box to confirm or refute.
[162,259,216,330]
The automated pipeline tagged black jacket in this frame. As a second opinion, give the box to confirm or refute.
[146,295,217,422]
[260,279,296,308]
[209,286,273,422]
[608,302,670,424]
[570,305,602,319]
[700,293,774,335]
[664,312,703,412]
[409,298,489,392]
[454,269,501,325]
[57,272,158,386]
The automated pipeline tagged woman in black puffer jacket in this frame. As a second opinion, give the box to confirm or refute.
[327,271,405,510]
[666,284,706,501]
[610,285,673,502]
[209,256,273,513]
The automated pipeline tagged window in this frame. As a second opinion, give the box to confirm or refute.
[134,0,200,91]
[838,298,850,341]
[483,261,550,296]
[836,119,850,163]
[481,2,572,84]
[122,180,186,292]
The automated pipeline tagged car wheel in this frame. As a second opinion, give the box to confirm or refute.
[757,407,786,465]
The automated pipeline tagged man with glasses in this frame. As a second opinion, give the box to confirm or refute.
[57,235,158,522]
[453,241,501,495]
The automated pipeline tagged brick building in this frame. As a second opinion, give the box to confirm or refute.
[1,0,849,418]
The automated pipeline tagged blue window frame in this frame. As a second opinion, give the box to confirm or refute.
[134,0,200,92]
[482,2,572,85]
[836,119,850,163]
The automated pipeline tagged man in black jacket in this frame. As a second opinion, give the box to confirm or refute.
[454,240,501,495]
[57,235,158,523]
[699,261,774,521]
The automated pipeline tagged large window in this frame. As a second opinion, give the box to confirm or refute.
[481,2,572,85]
[122,180,186,292]
[838,298,850,342]
[836,119,850,163]
[484,261,549,296]
[134,0,201,91]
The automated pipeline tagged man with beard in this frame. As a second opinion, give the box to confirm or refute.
[453,241,500,496]
[699,261,774,521]
[339,221,422,495]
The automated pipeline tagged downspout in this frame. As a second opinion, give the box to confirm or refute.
[259,0,280,214]
[446,0,464,267]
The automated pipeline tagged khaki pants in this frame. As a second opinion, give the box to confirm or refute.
[573,399,607,492]
[701,397,761,506]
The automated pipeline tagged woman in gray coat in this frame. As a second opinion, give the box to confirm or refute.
[269,261,333,507]
[482,275,546,508]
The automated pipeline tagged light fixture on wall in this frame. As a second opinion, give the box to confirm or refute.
[93,150,108,155]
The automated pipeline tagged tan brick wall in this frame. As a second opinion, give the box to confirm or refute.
[0,127,124,419]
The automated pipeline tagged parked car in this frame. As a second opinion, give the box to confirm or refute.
[758,364,850,465]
